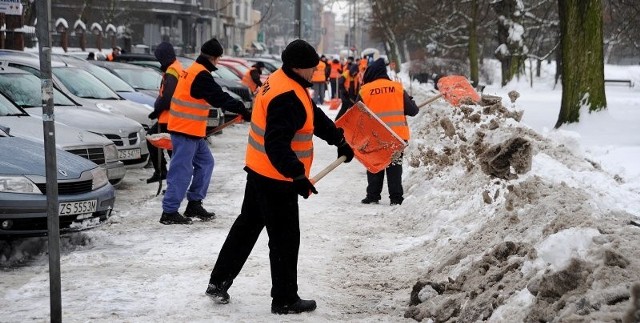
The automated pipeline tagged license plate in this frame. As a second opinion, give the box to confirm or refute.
[59,200,97,216]
[207,119,221,127]
[118,148,141,160]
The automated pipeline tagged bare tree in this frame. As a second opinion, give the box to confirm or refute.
[555,0,606,128]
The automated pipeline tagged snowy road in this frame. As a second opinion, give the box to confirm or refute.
[1,106,420,322]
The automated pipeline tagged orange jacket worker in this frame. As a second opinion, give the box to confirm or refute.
[206,39,354,315]
[160,38,252,225]
[358,58,418,206]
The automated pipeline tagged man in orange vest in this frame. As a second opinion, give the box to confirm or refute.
[160,38,252,225]
[334,64,361,120]
[358,58,418,205]
[206,39,354,314]
[241,61,264,94]
[106,46,121,61]
[310,56,327,105]
[328,58,342,99]
[146,42,182,184]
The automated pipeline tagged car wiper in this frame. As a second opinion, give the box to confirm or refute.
[2,113,29,116]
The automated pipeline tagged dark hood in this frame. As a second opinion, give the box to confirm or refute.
[154,42,177,72]
[362,58,389,84]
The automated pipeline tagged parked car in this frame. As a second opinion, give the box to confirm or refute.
[113,53,252,123]
[0,66,149,170]
[220,57,269,82]
[89,60,162,98]
[0,55,153,130]
[0,92,125,185]
[244,57,282,73]
[0,125,116,238]
[51,54,157,107]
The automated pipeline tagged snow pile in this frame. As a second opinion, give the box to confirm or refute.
[400,91,640,322]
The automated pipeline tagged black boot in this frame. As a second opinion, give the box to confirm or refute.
[361,197,380,204]
[146,171,167,184]
[271,298,317,314]
[184,200,216,220]
[159,211,192,225]
[205,280,232,304]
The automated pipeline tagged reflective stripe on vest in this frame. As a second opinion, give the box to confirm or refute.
[359,79,410,140]
[168,62,210,137]
[159,61,183,124]
[311,61,326,82]
[242,67,259,93]
[245,69,314,181]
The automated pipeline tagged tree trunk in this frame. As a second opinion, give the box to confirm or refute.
[555,0,607,128]
[468,0,479,87]
[493,0,526,86]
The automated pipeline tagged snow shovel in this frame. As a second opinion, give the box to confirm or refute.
[417,75,480,108]
[328,77,341,110]
[335,101,407,173]
[309,101,406,187]
[146,115,243,150]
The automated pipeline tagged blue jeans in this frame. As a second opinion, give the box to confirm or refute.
[162,133,214,213]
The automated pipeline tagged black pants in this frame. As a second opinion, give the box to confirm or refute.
[210,172,301,305]
[365,162,404,203]
[146,122,171,174]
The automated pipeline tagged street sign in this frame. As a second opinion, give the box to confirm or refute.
[0,0,22,15]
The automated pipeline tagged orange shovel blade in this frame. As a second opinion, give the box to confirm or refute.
[437,75,480,106]
[335,101,407,173]
[146,133,173,150]
[328,98,341,110]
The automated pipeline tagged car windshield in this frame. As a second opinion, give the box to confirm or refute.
[53,67,120,99]
[84,64,137,92]
[0,93,26,116]
[112,67,161,91]
[0,73,77,107]
[214,64,241,81]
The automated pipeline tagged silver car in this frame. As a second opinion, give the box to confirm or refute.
[0,126,116,238]
[0,92,126,185]
[0,55,153,130]
[0,66,150,170]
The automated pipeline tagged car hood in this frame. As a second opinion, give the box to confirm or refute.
[0,115,113,150]
[25,106,143,135]
[0,136,95,179]
[73,97,153,128]
[118,91,156,108]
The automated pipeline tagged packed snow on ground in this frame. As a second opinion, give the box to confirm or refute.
[1,60,639,323]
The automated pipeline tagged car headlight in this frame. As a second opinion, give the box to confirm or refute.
[104,143,119,162]
[0,176,41,194]
[96,102,116,113]
[90,167,109,189]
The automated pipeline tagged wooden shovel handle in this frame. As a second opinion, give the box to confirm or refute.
[311,156,347,184]
[417,93,443,108]
[206,115,243,136]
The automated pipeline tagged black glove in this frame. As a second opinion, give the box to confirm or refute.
[148,111,159,120]
[293,176,318,199]
[240,108,252,122]
[336,137,354,163]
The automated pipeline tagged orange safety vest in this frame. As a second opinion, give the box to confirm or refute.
[245,69,315,181]
[158,60,183,124]
[311,61,326,83]
[168,63,210,137]
[343,71,360,92]
[106,53,114,61]
[329,61,342,78]
[242,67,260,93]
[359,79,410,140]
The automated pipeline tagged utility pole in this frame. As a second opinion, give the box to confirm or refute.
[35,0,62,322]
[294,0,301,39]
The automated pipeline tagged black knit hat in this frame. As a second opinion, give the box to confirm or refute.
[201,38,223,57]
[281,39,320,69]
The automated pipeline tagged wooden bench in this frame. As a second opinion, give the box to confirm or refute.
[604,79,633,87]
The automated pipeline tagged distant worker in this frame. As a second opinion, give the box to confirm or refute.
[242,61,264,94]
[311,55,327,105]
[86,52,95,60]
[328,58,342,99]
[106,46,121,61]
[358,58,418,205]
[146,41,182,184]
[334,64,361,120]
